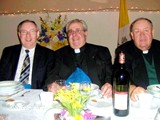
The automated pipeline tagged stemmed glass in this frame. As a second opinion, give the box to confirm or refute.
[79,82,91,95]
[55,79,66,90]
[55,80,66,86]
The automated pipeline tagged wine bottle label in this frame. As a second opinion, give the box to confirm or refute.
[114,91,128,110]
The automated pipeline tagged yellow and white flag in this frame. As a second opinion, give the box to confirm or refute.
[118,0,130,46]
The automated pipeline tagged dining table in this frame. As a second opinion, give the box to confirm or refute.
[0,89,160,120]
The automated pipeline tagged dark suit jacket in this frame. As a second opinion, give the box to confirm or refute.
[45,43,112,90]
[114,39,160,89]
[0,44,55,89]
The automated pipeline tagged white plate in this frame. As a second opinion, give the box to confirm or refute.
[86,97,112,116]
[147,84,160,98]
[0,81,21,88]
[2,100,30,110]
[0,85,24,96]
[73,83,100,96]
[87,97,112,108]
[43,108,62,120]
[90,84,99,90]
[0,81,23,95]
[34,100,63,110]
[73,83,99,91]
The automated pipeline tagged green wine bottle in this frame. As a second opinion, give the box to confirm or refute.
[113,51,130,117]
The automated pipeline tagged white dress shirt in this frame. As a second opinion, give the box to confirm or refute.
[14,46,35,85]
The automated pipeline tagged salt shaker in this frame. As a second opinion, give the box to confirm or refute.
[155,108,160,120]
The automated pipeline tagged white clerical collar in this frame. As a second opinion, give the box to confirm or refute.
[74,49,80,53]
[143,50,148,54]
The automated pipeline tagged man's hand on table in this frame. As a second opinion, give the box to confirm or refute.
[130,85,146,101]
[101,83,112,98]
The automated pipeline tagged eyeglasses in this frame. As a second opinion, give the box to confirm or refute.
[20,29,37,35]
[67,29,85,35]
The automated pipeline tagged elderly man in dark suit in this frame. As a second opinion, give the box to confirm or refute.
[0,19,55,89]
[114,17,160,101]
[45,19,113,97]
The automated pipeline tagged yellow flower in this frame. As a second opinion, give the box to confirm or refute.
[75,114,83,120]
[54,83,90,118]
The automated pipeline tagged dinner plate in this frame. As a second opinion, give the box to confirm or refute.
[34,100,63,110]
[0,85,24,96]
[0,81,22,92]
[86,97,112,116]
[43,108,62,120]
[73,83,99,90]
[90,84,99,90]
[0,81,21,89]
[0,81,24,96]
[2,100,30,110]
[147,84,160,98]
[73,83,100,96]
[0,85,23,92]
[87,97,112,108]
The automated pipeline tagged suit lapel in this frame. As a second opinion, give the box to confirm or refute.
[65,48,76,72]
[12,45,21,78]
[84,44,96,76]
[32,45,41,79]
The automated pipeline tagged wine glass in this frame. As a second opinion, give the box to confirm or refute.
[55,79,66,90]
[79,82,91,95]
[55,79,65,86]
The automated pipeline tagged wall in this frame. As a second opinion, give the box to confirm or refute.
[0,12,160,62]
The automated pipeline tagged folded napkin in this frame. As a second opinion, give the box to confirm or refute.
[23,84,31,89]
[65,67,92,85]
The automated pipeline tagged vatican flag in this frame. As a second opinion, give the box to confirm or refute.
[117,0,130,46]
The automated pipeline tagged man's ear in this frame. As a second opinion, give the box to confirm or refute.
[130,32,133,39]
[84,31,88,36]
[37,31,40,38]
[152,29,154,37]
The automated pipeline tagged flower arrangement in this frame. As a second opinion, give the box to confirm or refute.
[54,83,95,120]
[38,14,68,51]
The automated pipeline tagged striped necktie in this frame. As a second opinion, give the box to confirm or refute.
[19,50,30,83]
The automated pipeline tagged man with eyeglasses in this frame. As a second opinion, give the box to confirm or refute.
[0,19,55,89]
[45,19,113,97]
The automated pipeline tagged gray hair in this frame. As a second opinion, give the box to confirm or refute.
[130,17,153,32]
[66,19,88,33]
[17,19,38,32]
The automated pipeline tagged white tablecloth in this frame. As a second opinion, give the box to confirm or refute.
[0,89,160,120]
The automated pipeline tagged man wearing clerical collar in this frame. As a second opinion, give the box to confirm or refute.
[114,17,160,101]
[45,19,113,98]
